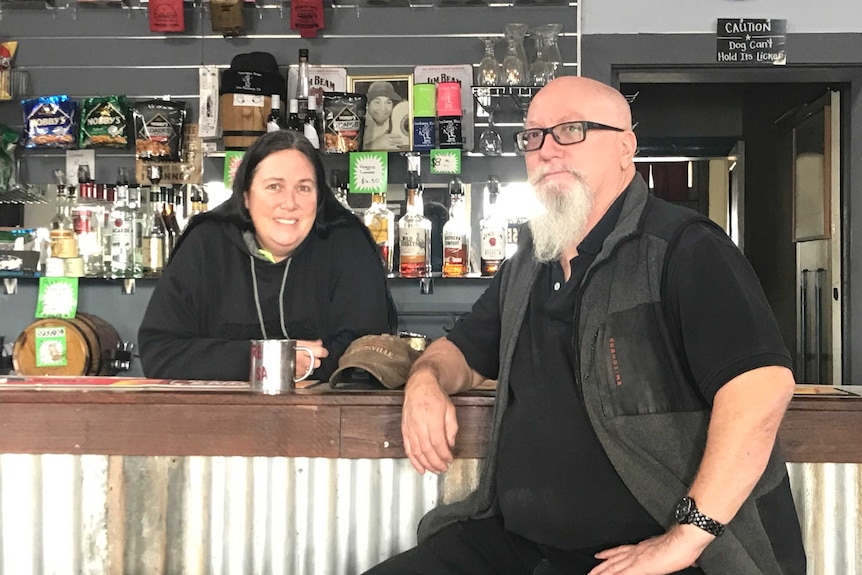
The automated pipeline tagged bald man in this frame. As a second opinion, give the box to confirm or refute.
[365,77,805,575]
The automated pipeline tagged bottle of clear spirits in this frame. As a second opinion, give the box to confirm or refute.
[442,177,470,277]
[398,172,431,278]
[364,189,395,274]
[480,176,506,276]
[71,164,104,276]
[109,177,141,278]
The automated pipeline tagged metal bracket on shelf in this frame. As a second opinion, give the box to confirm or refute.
[419,277,434,295]
[3,278,17,295]
[122,278,136,295]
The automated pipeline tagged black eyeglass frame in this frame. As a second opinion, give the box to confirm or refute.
[513,121,625,152]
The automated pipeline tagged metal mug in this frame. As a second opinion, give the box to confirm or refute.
[249,339,315,394]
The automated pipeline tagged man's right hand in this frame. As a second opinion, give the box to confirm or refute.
[402,369,459,475]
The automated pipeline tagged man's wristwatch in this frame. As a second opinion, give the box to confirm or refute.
[674,496,726,537]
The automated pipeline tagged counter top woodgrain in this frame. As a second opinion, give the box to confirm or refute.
[0,383,859,463]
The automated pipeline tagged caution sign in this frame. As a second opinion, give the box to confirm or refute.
[716,19,786,65]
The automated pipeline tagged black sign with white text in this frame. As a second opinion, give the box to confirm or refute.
[716,19,787,65]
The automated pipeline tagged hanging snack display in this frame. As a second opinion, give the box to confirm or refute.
[322,92,366,153]
[78,96,130,149]
[22,95,78,149]
[133,99,186,162]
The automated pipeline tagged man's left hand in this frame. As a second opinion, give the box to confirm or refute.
[587,525,712,575]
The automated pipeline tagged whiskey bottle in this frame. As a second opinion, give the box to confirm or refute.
[480,176,506,276]
[364,189,395,274]
[398,173,431,278]
[142,187,166,276]
[442,177,470,278]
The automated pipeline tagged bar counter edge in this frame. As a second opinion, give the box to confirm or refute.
[1,386,860,463]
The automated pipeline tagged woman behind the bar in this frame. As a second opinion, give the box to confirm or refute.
[138,130,396,381]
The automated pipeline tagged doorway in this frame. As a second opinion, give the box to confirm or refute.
[620,80,845,384]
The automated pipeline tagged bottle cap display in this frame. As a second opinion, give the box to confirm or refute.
[413,84,436,116]
[436,82,462,117]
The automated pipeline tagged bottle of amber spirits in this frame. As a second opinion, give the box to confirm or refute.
[398,172,431,278]
[442,177,469,277]
[364,190,395,274]
[50,184,79,260]
[480,176,506,276]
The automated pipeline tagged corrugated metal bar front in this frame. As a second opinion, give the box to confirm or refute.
[0,454,482,575]
[788,462,861,575]
[3,456,857,574]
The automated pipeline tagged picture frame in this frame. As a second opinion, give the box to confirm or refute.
[792,105,831,242]
[348,74,413,152]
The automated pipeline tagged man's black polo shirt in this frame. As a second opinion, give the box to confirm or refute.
[447,188,792,550]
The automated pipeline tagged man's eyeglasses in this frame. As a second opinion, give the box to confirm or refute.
[513,121,625,152]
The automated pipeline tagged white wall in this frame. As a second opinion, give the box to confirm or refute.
[582,0,862,35]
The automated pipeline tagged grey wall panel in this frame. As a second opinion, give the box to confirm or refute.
[17,39,205,67]
[21,68,200,99]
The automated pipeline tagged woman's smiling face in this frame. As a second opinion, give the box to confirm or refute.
[243,148,318,261]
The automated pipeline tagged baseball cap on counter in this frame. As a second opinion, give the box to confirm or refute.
[329,334,421,390]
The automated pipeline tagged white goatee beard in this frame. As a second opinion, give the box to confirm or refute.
[528,169,595,263]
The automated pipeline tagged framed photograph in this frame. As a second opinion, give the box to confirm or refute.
[348,74,413,152]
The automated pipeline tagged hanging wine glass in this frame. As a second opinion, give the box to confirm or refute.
[534,23,563,78]
[501,23,529,87]
[528,32,554,86]
[478,109,503,156]
[477,37,500,87]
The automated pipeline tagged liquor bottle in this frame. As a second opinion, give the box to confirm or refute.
[442,177,470,278]
[398,172,431,278]
[50,184,79,260]
[142,187,166,276]
[266,94,283,133]
[296,48,310,102]
[330,171,354,214]
[71,167,104,276]
[286,99,303,133]
[109,177,141,278]
[304,94,321,150]
[296,48,310,119]
[364,189,395,274]
[162,186,183,255]
[480,176,506,276]
[189,185,204,218]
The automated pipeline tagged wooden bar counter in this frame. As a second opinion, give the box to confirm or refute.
[0,381,860,462]
[0,380,859,574]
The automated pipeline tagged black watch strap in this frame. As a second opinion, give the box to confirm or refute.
[675,496,726,537]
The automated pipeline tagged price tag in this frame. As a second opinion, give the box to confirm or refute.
[35,277,78,319]
[429,149,461,174]
[35,326,68,367]
[349,152,388,195]
[224,150,245,190]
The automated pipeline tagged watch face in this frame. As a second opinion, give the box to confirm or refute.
[675,496,694,523]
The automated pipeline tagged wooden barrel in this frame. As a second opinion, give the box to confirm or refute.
[12,313,122,376]
[220,93,270,150]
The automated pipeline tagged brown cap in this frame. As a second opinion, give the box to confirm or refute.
[329,334,421,389]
